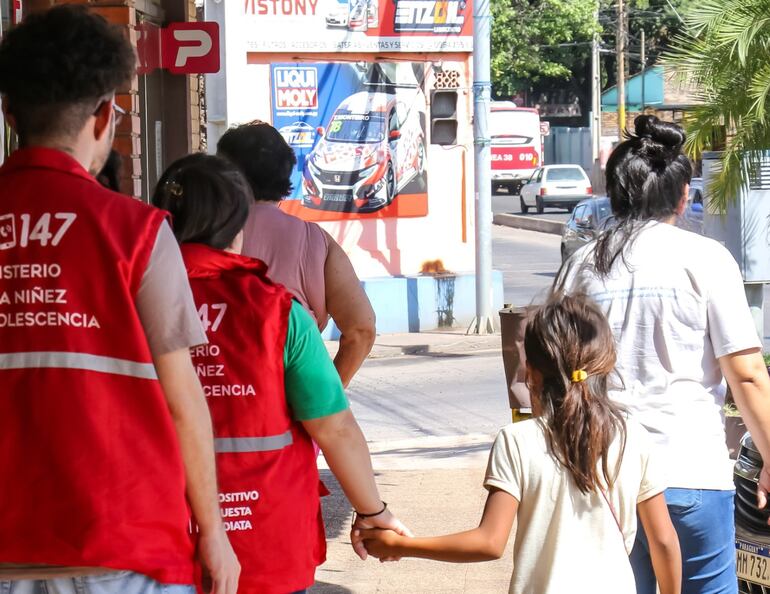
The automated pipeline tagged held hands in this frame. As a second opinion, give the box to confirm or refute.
[354,527,405,562]
[197,525,241,594]
[350,508,413,560]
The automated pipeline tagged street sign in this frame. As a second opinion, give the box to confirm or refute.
[12,0,22,25]
[137,21,220,75]
[161,22,220,74]
[540,121,551,137]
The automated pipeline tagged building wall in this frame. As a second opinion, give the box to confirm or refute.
[601,108,684,139]
[25,0,199,199]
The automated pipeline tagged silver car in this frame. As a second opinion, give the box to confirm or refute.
[519,164,593,214]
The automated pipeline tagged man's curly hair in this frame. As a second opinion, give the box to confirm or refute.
[0,5,135,140]
[217,122,297,202]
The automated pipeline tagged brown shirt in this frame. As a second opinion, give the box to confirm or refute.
[241,202,330,330]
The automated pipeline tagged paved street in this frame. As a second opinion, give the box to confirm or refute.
[492,189,571,222]
[492,224,561,307]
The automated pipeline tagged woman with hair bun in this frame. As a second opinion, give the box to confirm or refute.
[557,115,770,593]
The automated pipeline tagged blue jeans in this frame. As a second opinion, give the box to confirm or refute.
[630,488,737,594]
[0,571,195,594]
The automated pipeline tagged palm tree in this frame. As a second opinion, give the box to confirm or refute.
[665,0,770,211]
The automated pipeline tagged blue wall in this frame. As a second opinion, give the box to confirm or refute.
[321,271,504,338]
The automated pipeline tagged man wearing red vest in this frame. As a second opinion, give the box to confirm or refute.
[0,6,239,594]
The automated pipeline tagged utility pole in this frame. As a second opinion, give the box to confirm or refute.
[469,0,494,335]
[616,0,626,139]
[590,8,601,169]
[590,7,602,192]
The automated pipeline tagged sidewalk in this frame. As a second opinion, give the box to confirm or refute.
[326,329,503,362]
[312,467,513,594]
[316,330,513,592]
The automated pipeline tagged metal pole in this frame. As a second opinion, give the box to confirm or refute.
[641,29,647,113]
[469,0,495,335]
[616,0,626,139]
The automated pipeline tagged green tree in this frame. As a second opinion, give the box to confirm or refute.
[491,0,599,98]
[490,0,693,113]
[666,0,770,210]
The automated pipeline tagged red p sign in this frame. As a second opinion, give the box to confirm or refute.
[12,0,22,24]
[161,22,220,74]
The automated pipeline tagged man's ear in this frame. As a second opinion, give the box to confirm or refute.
[92,100,112,142]
[1,96,18,132]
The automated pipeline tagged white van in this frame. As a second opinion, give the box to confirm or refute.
[490,102,542,194]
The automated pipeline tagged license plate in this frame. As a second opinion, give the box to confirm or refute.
[323,193,351,203]
[737,538,770,586]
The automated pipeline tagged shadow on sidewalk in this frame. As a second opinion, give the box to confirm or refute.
[312,471,358,593]
[320,469,351,542]
[310,581,355,593]
[371,441,491,461]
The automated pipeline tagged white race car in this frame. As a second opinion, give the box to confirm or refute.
[302,90,427,213]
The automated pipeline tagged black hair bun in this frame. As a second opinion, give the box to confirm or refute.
[634,115,685,151]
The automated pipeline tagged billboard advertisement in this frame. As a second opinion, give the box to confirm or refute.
[272,61,429,221]
[242,0,472,52]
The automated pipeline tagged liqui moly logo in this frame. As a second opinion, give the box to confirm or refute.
[274,67,318,112]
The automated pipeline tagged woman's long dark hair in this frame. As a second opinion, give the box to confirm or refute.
[591,115,692,276]
[525,294,626,494]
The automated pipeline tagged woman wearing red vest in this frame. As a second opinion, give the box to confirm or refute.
[152,154,410,594]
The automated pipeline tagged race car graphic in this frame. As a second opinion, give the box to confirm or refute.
[301,90,427,213]
[325,0,349,28]
[347,0,368,31]
[278,121,316,149]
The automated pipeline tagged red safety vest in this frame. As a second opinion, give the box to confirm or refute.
[182,244,326,594]
[0,148,195,584]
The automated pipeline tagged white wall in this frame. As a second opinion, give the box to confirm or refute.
[206,0,476,279]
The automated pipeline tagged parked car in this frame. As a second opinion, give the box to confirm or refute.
[560,196,613,261]
[302,89,427,213]
[733,433,770,593]
[519,164,593,214]
[678,176,704,234]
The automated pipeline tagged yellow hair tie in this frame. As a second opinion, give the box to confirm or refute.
[571,370,588,383]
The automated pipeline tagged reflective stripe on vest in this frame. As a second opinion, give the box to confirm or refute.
[214,431,294,453]
[0,351,158,380]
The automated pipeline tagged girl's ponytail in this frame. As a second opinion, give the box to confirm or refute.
[525,294,626,494]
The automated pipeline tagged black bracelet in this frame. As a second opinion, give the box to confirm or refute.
[355,501,388,519]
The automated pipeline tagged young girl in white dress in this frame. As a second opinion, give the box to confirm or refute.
[357,293,681,594]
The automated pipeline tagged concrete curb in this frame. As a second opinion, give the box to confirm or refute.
[493,212,565,235]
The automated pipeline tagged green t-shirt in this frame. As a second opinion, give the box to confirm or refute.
[283,300,349,421]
